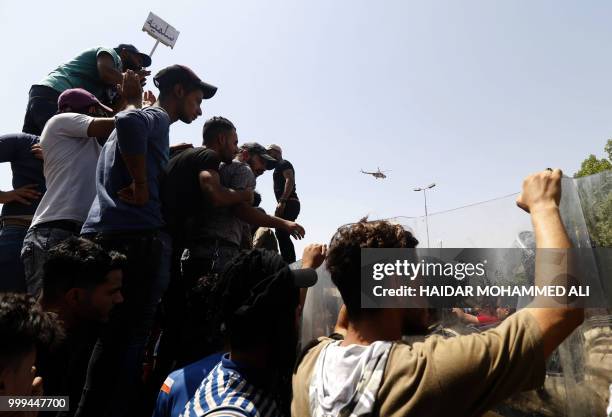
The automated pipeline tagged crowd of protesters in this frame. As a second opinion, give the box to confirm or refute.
[0,39,591,417]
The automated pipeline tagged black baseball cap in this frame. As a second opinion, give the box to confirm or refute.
[220,249,318,324]
[240,142,278,166]
[115,44,152,67]
[153,65,217,99]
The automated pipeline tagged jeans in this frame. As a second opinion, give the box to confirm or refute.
[21,226,76,297]
[75,231,172,417]
[275,199,301,263]
[22,85,60,136]
[0,225,28,292]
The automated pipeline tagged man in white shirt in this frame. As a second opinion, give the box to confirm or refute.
[21,73,142,297]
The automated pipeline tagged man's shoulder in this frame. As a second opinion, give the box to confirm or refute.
[171,147,220,170]
[191,147,220,162]
[94,46,118,57]
[291,337,336,417]
[295,337,334,375]
[45,112,92,128]
[383,310,545,386]
[278,159,294,170]
[116,107,170,128]
[222,160,251,173]
[188,362,269,416]
[221,161,255,188]
[40,113,94,145]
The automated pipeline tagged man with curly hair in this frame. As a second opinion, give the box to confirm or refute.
[180,245,326,417]
[293,169,585,417]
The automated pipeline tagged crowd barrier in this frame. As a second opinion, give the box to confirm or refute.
[299,170,612,416]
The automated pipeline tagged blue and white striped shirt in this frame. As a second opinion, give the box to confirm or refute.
[180,354,282,417]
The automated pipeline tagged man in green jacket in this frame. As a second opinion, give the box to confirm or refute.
[22,44,151,135]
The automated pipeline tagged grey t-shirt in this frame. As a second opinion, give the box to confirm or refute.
[194,160,255,246]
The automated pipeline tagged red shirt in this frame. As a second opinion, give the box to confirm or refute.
[477,314,499,325]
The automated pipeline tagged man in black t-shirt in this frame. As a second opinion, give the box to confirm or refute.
[157,117,252,379]
[267,144,300,263]
[161,117,253,248]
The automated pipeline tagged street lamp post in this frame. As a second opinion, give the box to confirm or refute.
[413,183,436,248]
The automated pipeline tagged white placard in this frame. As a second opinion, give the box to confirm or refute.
[142,12,180,48]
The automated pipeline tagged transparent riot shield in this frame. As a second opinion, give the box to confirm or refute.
[299,170,611,416]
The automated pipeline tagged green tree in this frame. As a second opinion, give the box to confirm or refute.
[574,139,612,247]
[574,139,612,178]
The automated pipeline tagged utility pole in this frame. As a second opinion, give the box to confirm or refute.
[413,183,436,248]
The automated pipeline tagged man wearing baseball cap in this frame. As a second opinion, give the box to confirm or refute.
[238,142,278,176]
[21,72,143,297]
[180,139,302,281]
[22,44,152,136]
[76,64,216,417]
[182,244,326,417]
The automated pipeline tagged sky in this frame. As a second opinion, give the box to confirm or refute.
[1,0,611,254]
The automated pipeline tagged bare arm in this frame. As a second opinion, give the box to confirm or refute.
[0,185,41,205]
[234,204,305,239]
[115,111,149,205]
[87,118,115,139]
[97,52,123,86]
[275,168,296,216]
[519,169,583,358]
[299,244,327,308]
[452,308,481,325]
[198,170,253,208]
[279,168,295,201]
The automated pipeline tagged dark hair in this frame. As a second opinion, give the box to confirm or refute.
[202,116,236,146]
[327,218,419,319]
[43,237,126,301]
[216,249,298,351]
[0,294,62,371]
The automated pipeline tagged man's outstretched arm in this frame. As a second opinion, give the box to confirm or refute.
[234,204,305,239]
[519,169,584,358]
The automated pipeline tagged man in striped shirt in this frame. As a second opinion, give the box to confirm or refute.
[181,245,327,417]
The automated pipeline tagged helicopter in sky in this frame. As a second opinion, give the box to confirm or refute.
[360,167,389,179]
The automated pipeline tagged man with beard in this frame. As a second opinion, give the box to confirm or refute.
[293,169,585,417]
[154,116,253,380]
[21,72,143,297]
[181,244,326,417]
[77,65,217,417]
[181,141,305,282]
[160,124,304,372]
[161,116,254,256]
[23,44,152,136]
